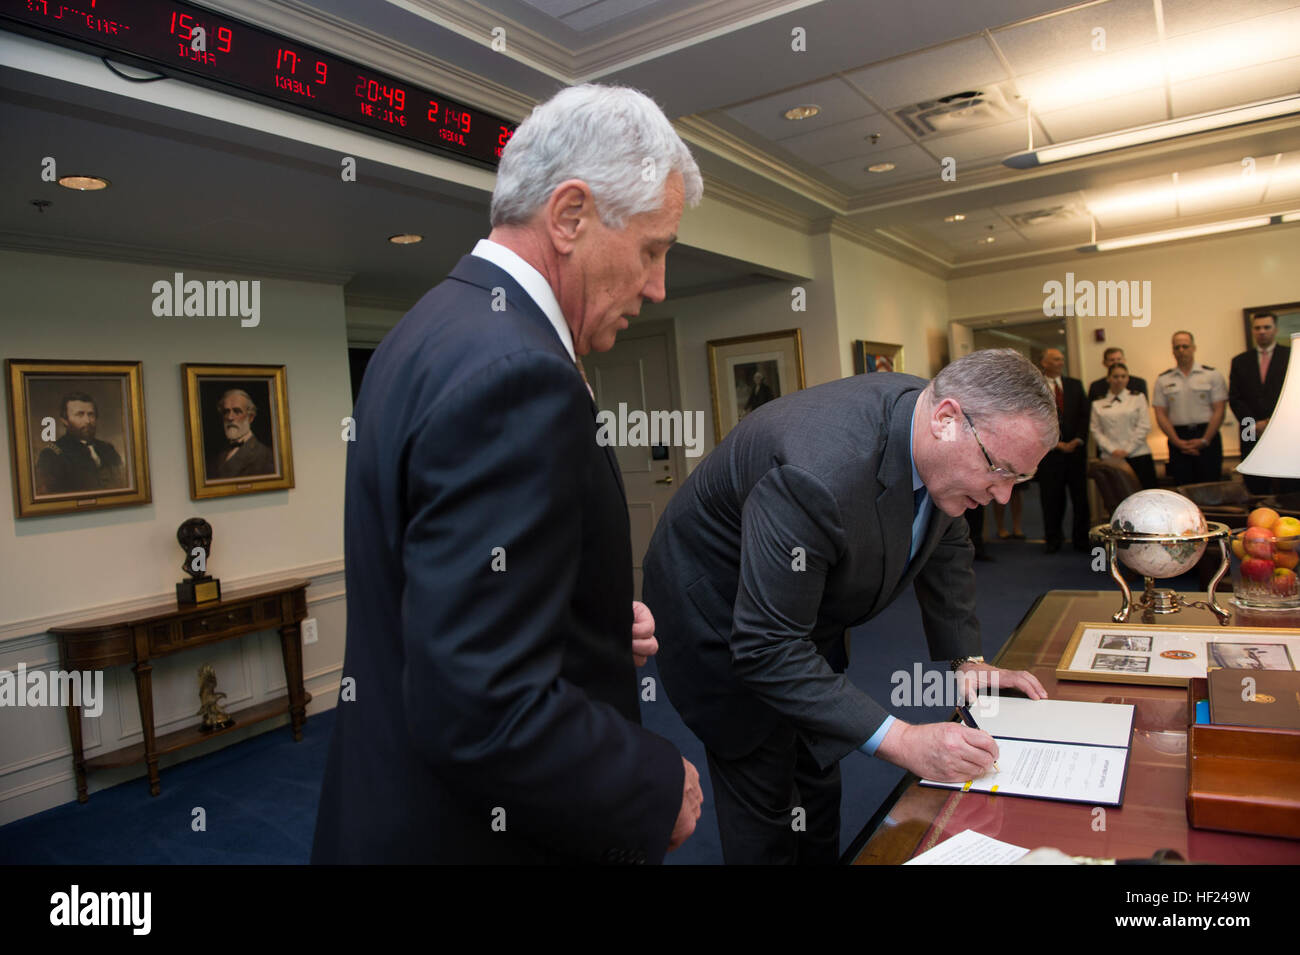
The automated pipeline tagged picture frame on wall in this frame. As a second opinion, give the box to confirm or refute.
[852,340,904,375]
[1242,301,1300,347]
[706,328,806,443]
[182,363,294,500]
[4,359,152,518]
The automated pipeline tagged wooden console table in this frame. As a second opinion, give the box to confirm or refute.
[49,578,311,801]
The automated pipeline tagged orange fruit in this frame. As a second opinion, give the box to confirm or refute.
[1249,507,1280,529]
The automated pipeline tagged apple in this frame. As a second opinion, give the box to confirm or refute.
[1275,549,1300,571]
[1241,557,1274,583]
[1243,525,1275,560]
[1249,507,1280,530]
[1271,568,1298,597]
[1273,516,1300,550]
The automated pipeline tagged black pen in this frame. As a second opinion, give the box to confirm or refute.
[957,704,1001,773]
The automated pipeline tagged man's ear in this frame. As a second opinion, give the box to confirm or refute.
[929,397,960,440]
[545,179,593,255]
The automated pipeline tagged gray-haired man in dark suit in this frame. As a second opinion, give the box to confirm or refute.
[642,348,1056,864]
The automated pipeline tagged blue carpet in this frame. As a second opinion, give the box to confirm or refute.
[3,514,1187,864]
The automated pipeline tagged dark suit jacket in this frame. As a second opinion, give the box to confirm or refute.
[1229,345,1290,429]
[641,374,980,769]
[34,434,123,493]
[311,254,682,864]
[208,433,274,479]
[1087,375,1147,403]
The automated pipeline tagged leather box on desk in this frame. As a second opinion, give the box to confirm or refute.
[1186,677,1300,840]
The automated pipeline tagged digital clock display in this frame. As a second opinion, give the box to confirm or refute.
[1,0,516,167]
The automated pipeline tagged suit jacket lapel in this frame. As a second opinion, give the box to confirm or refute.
[871,389,921,618]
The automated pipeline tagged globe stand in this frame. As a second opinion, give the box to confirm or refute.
[1090,523,1232,625]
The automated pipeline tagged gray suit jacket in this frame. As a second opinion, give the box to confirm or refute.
[642,373,980,768]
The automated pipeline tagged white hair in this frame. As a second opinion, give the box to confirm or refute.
[490,84,703,229]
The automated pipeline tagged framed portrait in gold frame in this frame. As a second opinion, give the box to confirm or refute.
[707,328,806,443]
[5,359,152,518]
[182,363,294,500]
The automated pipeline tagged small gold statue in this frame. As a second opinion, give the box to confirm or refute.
[196,664,234,732]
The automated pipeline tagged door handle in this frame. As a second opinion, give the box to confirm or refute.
[655,476,674,485]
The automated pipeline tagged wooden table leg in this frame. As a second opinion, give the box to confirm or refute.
[132,659,161,796]
[279,621,307,741]
[63,700,89,803]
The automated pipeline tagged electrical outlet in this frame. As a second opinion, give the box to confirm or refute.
[302,617,319,645]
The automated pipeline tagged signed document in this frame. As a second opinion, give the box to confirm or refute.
[920,697,1135,807]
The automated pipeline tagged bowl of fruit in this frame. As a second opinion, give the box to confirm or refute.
[1230,508,1300,609]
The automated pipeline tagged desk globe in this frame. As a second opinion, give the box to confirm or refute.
[1111,489,1207,577]
[1091,489,1231,623]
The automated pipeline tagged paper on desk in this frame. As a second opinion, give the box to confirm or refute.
[966,696,1133,747]
[921,737,1128,805]
[905,828,1029,865]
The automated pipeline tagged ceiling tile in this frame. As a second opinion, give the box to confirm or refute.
[818,144,939,189]
[1013,43,1166,114]
[991,0,1159,78]
[1169,55,1300,116]
[522,0,594,17]
[776,115,912,164]
[1035,87,1168,142]
[842,36,1010,110]
[563,0,667,31]
[1174,159,1269,216]
[922,117,1046,164]
[1160,0,1300,38]
[1162,8,1300,84]
[722,77,874,142]
[1085,172,1180,229]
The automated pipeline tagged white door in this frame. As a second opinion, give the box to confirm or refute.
[583,319,684,598]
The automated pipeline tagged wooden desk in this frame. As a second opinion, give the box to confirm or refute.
[847,590,1300,864]
[49,579,311,801]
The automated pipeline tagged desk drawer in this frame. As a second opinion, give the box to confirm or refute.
[181,605,256,643]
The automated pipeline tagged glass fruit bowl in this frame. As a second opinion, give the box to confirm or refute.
[1229,511,1300,609]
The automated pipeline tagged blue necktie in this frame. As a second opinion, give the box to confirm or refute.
[910,485,928,561]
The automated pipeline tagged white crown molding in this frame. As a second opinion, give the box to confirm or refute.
[193,0,539,119]
[0,559,345,646]
[818,219,951,279]
[699,173,814,233]
[0,232,356,285]
[675,116,847,213]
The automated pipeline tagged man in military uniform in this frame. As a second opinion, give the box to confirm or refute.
[207,388,275,479]
[1152,331,1227,486]
[34,392,124,494]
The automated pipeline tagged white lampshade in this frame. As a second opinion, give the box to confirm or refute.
[1237,331,1300,479]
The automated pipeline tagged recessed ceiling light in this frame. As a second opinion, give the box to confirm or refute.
[978,236,997,244]
[867,162,895,173]
[783,105,820,121]
[57,175,109,191]
[944,214,966,222]
[388,233,423,245]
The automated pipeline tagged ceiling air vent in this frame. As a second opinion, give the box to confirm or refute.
[894,85,1015,138]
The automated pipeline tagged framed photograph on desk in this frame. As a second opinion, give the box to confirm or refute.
[1057,621,1300,686]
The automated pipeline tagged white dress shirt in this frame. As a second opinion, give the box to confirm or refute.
[471,238,575,361]
[1090,389,1152,457]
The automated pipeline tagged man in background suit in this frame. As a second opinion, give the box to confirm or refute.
[1087,347,1147,403]
[1230,312,1297,494]
[1037,347,1091,553]
[642,349,1054,864]
[312,85,703,864]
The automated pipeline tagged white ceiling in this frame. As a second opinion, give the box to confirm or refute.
[2,0,1300,301]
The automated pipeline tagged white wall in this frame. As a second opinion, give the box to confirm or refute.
[828,233,951,379]
[948,226,1300,457]
[0,249,351,821]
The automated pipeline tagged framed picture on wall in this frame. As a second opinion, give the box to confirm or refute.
[4,359,152,518]
[182,363,294,499]
[706,328,806,443]
[1242,302,1300,348]
[851,340,904,375]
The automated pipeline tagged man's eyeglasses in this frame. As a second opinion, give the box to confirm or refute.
[963,412,1035,484]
